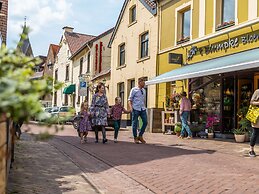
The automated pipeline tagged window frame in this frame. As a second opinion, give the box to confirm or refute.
[118,82,125,106]
[129,5,137,24]
[118,43,126,67]
[79,57,83,76]
[65,65,69,81]
[55,69,58,81]
[175,2,192,45]
[87,52,90,73]
[140,31,149,59]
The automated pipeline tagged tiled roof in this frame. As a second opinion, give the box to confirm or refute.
[64,32,95,55]
[50,44,60,56]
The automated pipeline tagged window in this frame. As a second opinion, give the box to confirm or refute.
[87,52,90,73]
[55,69,58,81]
[140,32,149,58]
[54,92,57,106]
[118,82,125,106]
[65,65,69,81]
[79,57,83,75]
[182,10,191,39]
[67,50,70,58]
[222,0,235,23]
[216,0,235,30]
[119,43,125,66]
[64,94,68,106]
[77,95,80,105]
[129,5,136,24]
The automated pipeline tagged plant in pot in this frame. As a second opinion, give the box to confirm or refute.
[233,128,246,143]
[206,113,218,139]
[174,122,182,137]
[207,127,214,139]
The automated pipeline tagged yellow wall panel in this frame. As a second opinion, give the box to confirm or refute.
[205,0,214,35]
[238,0,248,23]
[192,0,199,39]
[258,0,259,16]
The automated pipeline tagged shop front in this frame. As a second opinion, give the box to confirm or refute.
[147,24,259,136]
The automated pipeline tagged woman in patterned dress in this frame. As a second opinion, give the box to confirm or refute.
[79,101,92,144]
[90,82,109,143]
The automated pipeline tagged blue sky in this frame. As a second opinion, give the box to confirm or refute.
[7,0,123,56]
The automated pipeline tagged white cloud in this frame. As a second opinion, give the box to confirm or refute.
[9,0,72,35]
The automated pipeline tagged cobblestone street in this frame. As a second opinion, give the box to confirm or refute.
[8,124,259,193]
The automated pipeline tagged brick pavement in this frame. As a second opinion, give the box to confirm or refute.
[16,124,259,193]
[7,133,99,194]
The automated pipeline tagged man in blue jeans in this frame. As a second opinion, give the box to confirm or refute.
[128,77,147,144]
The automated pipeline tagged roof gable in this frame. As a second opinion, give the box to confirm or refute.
[64,31,95,55]
[108,0,157,48]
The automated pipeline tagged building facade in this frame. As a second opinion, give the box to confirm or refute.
[53,26,95,107]
[70,28,113,113]
[146,0,259,134]
[0,0,8,45]
[109,0,158,127]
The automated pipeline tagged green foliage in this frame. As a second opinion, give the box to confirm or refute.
[174,122,182,133]
[0,27,61,123]
[233,128,245,135]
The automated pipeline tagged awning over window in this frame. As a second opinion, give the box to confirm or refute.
[63,84,75,94]
[146,48,259,85]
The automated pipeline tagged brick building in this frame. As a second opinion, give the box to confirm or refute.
[0,0,8,45]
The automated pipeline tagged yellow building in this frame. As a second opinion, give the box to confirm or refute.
[146,0,259,134]
[108,0,159,129]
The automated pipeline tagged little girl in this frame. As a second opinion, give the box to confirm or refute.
[110,97,130,143]
[79,101,92,144]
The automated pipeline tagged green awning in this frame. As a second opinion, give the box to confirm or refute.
[146,48,259,85]
[63,84,75,94]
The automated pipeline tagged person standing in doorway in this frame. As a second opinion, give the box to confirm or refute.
[128,77,148,144]
[179,91,192,139]
[90,82,109,144]
[249,89,259,157]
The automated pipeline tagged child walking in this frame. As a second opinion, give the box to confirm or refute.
[79,101,92,144]
[110,97,130,143]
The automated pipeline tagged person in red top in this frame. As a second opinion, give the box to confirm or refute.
[110,97,130,143]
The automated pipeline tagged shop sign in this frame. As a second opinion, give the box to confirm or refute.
[79,81,88,96]
[187,32,259,61]
[168,53,183,64]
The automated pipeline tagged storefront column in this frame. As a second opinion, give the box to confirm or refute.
[220,78,224,133]
[234,75,238,129]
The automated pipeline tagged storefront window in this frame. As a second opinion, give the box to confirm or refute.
[190,77,221,132]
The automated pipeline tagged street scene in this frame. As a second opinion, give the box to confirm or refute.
[1,0,259,193]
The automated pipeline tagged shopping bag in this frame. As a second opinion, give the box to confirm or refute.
[246,105,259,123]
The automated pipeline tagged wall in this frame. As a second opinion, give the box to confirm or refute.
[110,0,158,124]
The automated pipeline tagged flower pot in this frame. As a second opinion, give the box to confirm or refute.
[234,134,245,143]
[207,133,214,139]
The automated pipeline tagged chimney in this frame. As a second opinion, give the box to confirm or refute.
[62,26,74,33]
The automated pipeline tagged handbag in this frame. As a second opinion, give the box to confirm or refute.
[246,105,259,123]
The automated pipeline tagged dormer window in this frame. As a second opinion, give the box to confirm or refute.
[129,5,136,24]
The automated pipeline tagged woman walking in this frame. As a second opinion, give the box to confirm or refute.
[90,82,109,144]
[249,89,259,157]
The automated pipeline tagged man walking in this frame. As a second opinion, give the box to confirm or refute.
[179,91,192,139]
[128,77,147,144]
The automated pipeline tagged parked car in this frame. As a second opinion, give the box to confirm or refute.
[58,106,76,124]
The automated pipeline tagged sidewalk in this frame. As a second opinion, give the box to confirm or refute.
[7,133,99,194]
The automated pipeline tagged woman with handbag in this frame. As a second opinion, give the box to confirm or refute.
[248,89,259,157]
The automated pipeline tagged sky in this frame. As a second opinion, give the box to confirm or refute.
[7,0,124,56]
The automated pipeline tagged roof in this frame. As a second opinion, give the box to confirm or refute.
[31,71,44,80]
[146,48,259,85]
[108,0,157,48]
[70,27,114,60]
[64,31,95,55]
[91,68,111,81]
[50,44,60,56]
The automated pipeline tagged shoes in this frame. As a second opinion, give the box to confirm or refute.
[134,137,140,144]
[249,151,256,157]
[186,136,192,139]
[114,139,118,143]
[138,136,146,144]
[178,136,184,139]
[80,139,84,144]
[95,139,98,143]
[103,138,108,144]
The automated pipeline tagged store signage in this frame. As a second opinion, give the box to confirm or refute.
[168,53,183,64]
[79,81,88,96]
[187,32,259,61]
